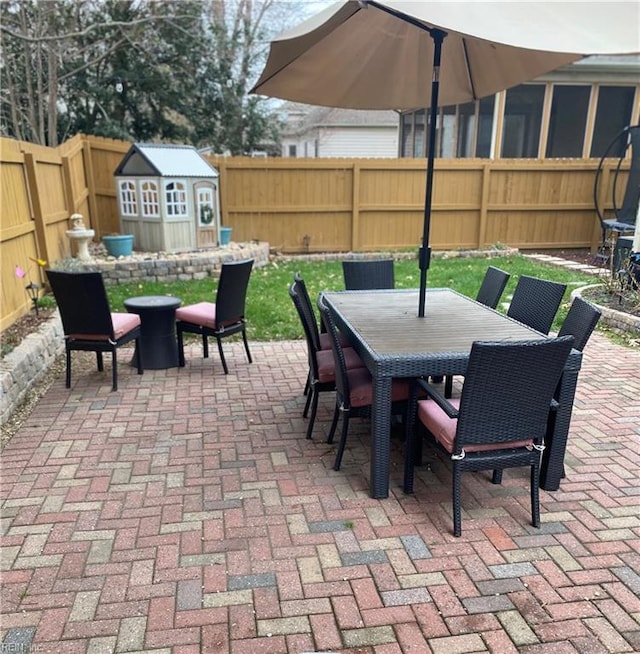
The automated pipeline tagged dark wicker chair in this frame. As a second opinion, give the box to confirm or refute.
[558,296,601,351]
[445,266,511,397]
[318,295,410,471]
[529,295,602,486]
[405,336,574,537]
[289,283,364,440]
[176,259,253,374]
[476,266,510,309]
[342,259,395,290]
[507,275,567,335]
[46,269,143,391]
[293,273,345,352]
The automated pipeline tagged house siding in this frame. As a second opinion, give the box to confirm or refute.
[283,126,398,158]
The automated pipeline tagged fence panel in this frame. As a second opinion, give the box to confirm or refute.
[0,139,43,329]
[21,142,73,268]
[83,136,130,237]
[58,134,91,224]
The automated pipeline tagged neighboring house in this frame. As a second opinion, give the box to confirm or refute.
[400,54,640,160]
[279,103,399,158]
[277,56,639,161]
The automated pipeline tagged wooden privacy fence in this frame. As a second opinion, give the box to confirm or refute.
[210,156,619,255]
[0,133,627,329]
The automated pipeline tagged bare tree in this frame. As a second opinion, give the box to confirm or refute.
[0,0,307,150]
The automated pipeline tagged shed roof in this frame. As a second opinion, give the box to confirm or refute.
[114,143,218,178]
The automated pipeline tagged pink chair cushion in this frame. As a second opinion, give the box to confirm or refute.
[417,398,533,454]
[347,367,410,408]
[68,312,140,342]
[316,347,366,383]
[319,331,350,351]
[175,302,216,329]
[112,312,141,339]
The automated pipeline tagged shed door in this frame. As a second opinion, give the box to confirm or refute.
[194,182,220,247]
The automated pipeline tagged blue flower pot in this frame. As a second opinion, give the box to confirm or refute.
[103,234,134,257]
[220,227,232,246]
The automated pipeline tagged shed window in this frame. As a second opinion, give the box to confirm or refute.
[165,180,188,216]
[140,180,160,218]
[118,180,137,215]
[197,188,216,227]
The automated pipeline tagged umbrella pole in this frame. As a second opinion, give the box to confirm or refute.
[418,29,446,317]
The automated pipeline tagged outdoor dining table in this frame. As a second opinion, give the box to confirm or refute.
[322,288,582,499]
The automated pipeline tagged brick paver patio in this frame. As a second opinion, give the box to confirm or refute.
[1,333,639,653]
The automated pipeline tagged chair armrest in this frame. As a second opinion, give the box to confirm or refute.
[416,377,459,419]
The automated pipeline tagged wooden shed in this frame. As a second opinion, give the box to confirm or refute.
[114,143,221,252]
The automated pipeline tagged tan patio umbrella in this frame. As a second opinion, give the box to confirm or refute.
[251,0,640,316]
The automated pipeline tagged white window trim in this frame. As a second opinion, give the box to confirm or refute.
[139,179,160,219]
[118,180,138,216]
[197,187,217,228]
[164,179,188,220]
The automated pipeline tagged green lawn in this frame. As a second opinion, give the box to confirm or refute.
[104,254,596,342]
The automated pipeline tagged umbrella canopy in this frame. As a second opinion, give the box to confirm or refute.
[251,0,640,314]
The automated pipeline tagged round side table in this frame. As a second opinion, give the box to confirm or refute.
[124,295,182,370]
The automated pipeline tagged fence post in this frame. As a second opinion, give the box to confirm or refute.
[23,152,51,269]
[82,136,101,236]
[477,162,491,249]
[350,161,360,252]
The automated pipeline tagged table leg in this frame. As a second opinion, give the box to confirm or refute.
[370,376,392,499]
[540,368,579,491]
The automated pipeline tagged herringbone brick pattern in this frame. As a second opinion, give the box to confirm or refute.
[1,334,639,653]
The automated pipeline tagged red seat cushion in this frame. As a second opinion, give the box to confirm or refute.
[319,331,350,351]
[417,398,533,454]
[69,312,140,342]
[176,302,216,329]
[316,347,366,383]
[347,367,410,407]
[112,312,141,339]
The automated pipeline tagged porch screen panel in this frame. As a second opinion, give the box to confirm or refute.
[590,86,637,158]
[501,84,545,158]
[546,85,590,158]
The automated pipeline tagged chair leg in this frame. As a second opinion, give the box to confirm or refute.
[306,388,319,439]
[202,334,209,359]
[65,347,72,388]
[303,378,313,417]
[403,417,416,494]
[333,412,350,471]
[492,470,503,484]
[453,465,463,537]
[96,351,104,372]
[530,463,541,528]
[216,338,229,374]
[444,375,453,399]
[111,350,118,392]
[242,329,252,364]
[326,403,340,444]
[177,328,185,367]
[135,338,143,375]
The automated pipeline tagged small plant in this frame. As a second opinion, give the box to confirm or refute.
[601,250,640,311]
